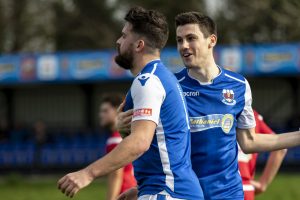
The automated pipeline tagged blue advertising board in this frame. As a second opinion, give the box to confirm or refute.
[1,43,300,85]
[0,55,19,83]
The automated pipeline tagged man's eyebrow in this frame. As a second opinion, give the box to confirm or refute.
[176,33,197,39]
[185,33,197,37]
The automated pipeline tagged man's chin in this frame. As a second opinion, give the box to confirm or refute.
[183,63,193,69]
[114,55,132,70]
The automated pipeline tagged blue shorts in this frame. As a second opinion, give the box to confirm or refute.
[138,194,184,200]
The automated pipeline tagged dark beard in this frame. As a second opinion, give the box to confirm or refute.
[114,45,133,70]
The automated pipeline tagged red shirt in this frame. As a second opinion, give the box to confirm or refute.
[238,110,274,185]
[105,131,137,194]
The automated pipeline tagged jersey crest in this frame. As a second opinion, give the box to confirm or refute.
[222,89,236,105]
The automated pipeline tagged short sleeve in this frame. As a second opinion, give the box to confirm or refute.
[237,79,256,129]
[130,73,166,125]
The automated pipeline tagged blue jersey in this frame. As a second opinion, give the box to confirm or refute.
[124,60,203,200]
[175,67,256,200]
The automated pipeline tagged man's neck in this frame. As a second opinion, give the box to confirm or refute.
[131,53,160,76]
[188,58,220,84]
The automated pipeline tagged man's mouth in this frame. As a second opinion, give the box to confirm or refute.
[182,53,192,58]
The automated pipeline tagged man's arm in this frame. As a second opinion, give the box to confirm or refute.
[106,168,123,200]
[237,81,300,153]
[57,120,156,198]
[251,149,287,195]
[237,128,300,153]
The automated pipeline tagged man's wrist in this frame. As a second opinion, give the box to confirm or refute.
[84,166,97,180]
[259,180,268,192]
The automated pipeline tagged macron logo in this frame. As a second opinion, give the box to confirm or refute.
[183,91,200,97]
[138,75,150,86]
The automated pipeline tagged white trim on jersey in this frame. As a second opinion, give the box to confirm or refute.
[177,84,190,129]
[237,79,256,129]
[138,191,184,200]
[178,76,185,82]
[224,73,246,84]
[106,137,122,146]
[150,63,157,74]
[243,184,255,191]
[156,120,175,192]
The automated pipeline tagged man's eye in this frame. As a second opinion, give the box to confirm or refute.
[188,36,196,41]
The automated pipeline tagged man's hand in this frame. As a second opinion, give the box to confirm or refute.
[250,180,266,195]
[117,187,138,200]
[116,101,133,136]
[57,169,94,198]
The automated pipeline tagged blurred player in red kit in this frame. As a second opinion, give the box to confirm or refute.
[99,94,136,200]
[238,110,287,200]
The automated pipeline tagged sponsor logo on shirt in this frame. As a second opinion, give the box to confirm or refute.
[190,114,234,134]
[138,74,150,86]
[133,108,152,117]
[183,91,200,96]
[221,114,234,133]
[222,89,236,105]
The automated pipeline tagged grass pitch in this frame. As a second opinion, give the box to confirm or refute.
[0,173,299,200]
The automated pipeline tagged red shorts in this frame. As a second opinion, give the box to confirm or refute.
[244,190,254,200]
[243,184,255,200]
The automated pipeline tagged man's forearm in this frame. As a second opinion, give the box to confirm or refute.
[85,135,145,179]
[258,149,287,189]
[251,131,300,153]
[238,129,300,153]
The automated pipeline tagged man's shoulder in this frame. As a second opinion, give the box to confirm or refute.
[133,63,178,91]
[221,67,247,85]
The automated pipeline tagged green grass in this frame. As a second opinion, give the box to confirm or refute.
[0,173,299,200]
[256,173,300,200]
[0,174,107,200]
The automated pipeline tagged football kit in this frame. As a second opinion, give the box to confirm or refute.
[123,60,203,200]
[175,67,256,200]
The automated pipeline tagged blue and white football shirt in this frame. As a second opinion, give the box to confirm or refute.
[123,60,203,200]
[175,67,256,200]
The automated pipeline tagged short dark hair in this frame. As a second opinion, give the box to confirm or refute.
[125,6,169,50]
[175,12,217,38]
[100,93,123,108]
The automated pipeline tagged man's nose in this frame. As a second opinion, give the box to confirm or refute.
[180,39,189,50]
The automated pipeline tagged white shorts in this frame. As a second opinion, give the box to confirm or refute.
[138,194,184,200]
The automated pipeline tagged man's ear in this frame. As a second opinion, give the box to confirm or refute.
[208,34,217,48]
[135,40,145,52]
